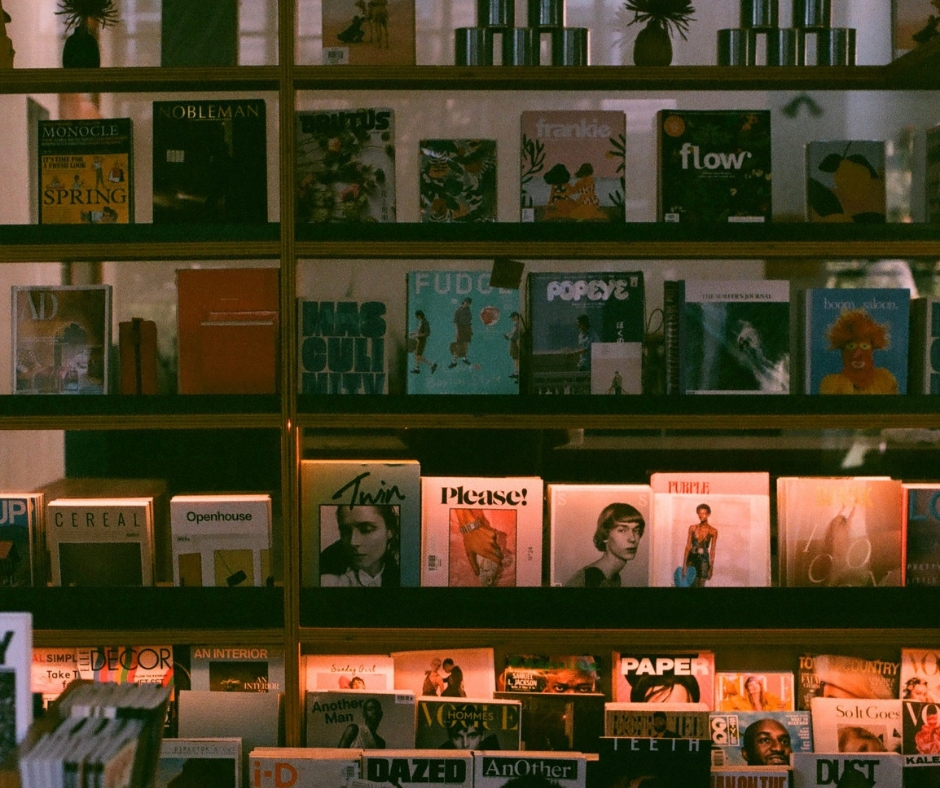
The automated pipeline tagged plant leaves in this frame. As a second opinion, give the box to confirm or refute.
[808,177,844,217]
[818,153,843,173]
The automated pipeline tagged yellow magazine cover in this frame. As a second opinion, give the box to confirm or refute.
[38,118,134,224]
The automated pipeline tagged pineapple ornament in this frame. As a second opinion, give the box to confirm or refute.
[623,0,695,66]
[57,0,120,68]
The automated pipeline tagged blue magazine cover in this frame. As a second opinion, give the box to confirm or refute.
[804,288,910,395]
[527,271,645,395]
[406,270,521,394]
[710,710,812,768]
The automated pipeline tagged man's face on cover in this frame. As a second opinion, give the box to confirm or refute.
[743,719,792,765]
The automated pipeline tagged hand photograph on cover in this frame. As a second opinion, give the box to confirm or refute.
[448,508,516,587]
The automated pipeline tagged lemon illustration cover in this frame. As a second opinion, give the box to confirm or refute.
[806,140,886,224]
[658,109,771,224]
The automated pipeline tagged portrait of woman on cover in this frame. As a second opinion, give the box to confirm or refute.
[319,503,400,587]
[564,502,646,588]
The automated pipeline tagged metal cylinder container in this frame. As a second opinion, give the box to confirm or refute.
[551,27,589,66]
[792,0,831,29]
[503,27,541,66]
[455,27,494,66]
[740,0,778,30]
[765,27,803,65]
[477,0,514,29]
[816,27,856,65]
[717,28,757,66]
[528,0,565,29]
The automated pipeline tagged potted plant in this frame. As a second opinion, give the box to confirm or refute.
[623,0,695,66]
[57,0,120,68]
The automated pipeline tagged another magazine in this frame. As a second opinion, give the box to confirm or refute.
[357,751,473,788]
[300,459,421,588]
[420,476,544,587]
[802,287,910,395]
[777,476,904,588]
[650,472,772,588]
[909,297,940,394]
[420,139,497,223]
[811,697,902,754]
[38,118,133,224]
[797,653,901,711]
[304,654,396,692]
[189,645,285,693]
[548,484,651,588]
[152,99,267,224]
[903,485,940,586]
[391,647,496,700]
[498,654,604,696]
[710,710,812,767]
[157,738,241,788]
[806,140,886,223]
[791,752,902,788]
[295,108,395,223]
[0,493,41,587]
[612,650,715,708]
[405,270,522,395]
[12,285,112,396]
[526,271,645,396]
[605,702,709,739]
[714,672,795,712]
[520,110,626,223]
[321,0,416,66]
[903,700,940,755]
[901,648,940,706]
[592,736,711,787]
[494,691,606,754]
[472,751,588,787]
[658,109,772,224]
[304,690,416,749]
[414,697,521,750]
[249,748,360,788]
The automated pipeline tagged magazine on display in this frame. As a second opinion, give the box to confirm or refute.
[797,653,901,711]
[650,472,771,588]
[156,738,241,788]
[189,645,284,693]
[806,140,886,223]
[494,691,606,754]
[714,671,795,712]
[249,747,360,788]
[903,700,940,755]
[612,650,715,708]
[709,710,812,767]
[357,750,473,788]
[903,485,940,586]
[498,654,605,696]
[909,297,940,395]
[605,702,709,739]
[419,139,497,223]
[414,697,522,750]
[300,459,421,588]
[778,476,904,588]
[304,690,416,749]
[592,736,711,788]
[0,493,41,587]
[321,0,416,66]
[420,476,543,587]
[472,751,588,787]
[391,648,496,700]
[791,752,903,788]
[304,654,396,692]
[902,649,940,707]
[0,612,32,765]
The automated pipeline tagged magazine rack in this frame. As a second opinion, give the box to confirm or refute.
[1,2,940,747]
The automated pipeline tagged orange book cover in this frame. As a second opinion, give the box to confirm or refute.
[176,268,279,394]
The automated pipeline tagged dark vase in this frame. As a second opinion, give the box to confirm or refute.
[633,19,673,66]
[62,24,100,68]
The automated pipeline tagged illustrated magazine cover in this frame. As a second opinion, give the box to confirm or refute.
[650,472,771,588]
[420,476,544,587]
[300,459,421,588]
[520,110,626,223]
[152,99,267,224]
[526,271,645,396]
[420,139,497,223]
[12,285,112,395]
[806,140,886,223]
[547,484,651,587]
[321,0,416,66]
[295,108,395,223]
[38,118,133,224]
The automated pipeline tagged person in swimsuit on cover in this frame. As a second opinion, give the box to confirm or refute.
[681,503,718,587]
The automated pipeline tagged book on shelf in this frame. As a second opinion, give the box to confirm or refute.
[175,267,279,395]
[591,736,711,787]
[663,279,791,395]
[170,494,272,588]
[0,612,32,765]
[357,750,473,788]
[903,484,940,586]
[295,108,396,223]
[46,496,155,586]
[498,654,605,696]
[189,645,284,694]
[548,484,651,588]
[37,117,134,224]
[657,109,772,224]
[811,697,902,754]
[297,297,388,395]
[494,691,606,754]
[0,493,40,587]
[472,751,589,787]
[300,459,421,588]
[927,125,940,223]
[612,650,715,708]
[908,297,940,394]
[405,270,522,395]
[12,284,112,396]
[160,0,238,67]
[797,653,901,711]
[893,0,933,58]
[604,702,709,739]
[420,476,544,587]
[304,654,396,692]
[249,747,361,788]
[709,709,812,767]
[419,139,497,223]
[526,271,645,396]
[157,737,241,788]
[806,140,887,224]
[152,99,268,224]
[777,476,904,588]
[801,287,910,395]
[714,671,795,712]
[304,689,417,749]
[901,648,940,707]
[321,0,416,65]
[520,110,626,223]
[792,752,903,788]
[177,690,281,778]
[391,648,496,701]
[711,768,790,787]
[414,697,522,750]
[649,471,771,588]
